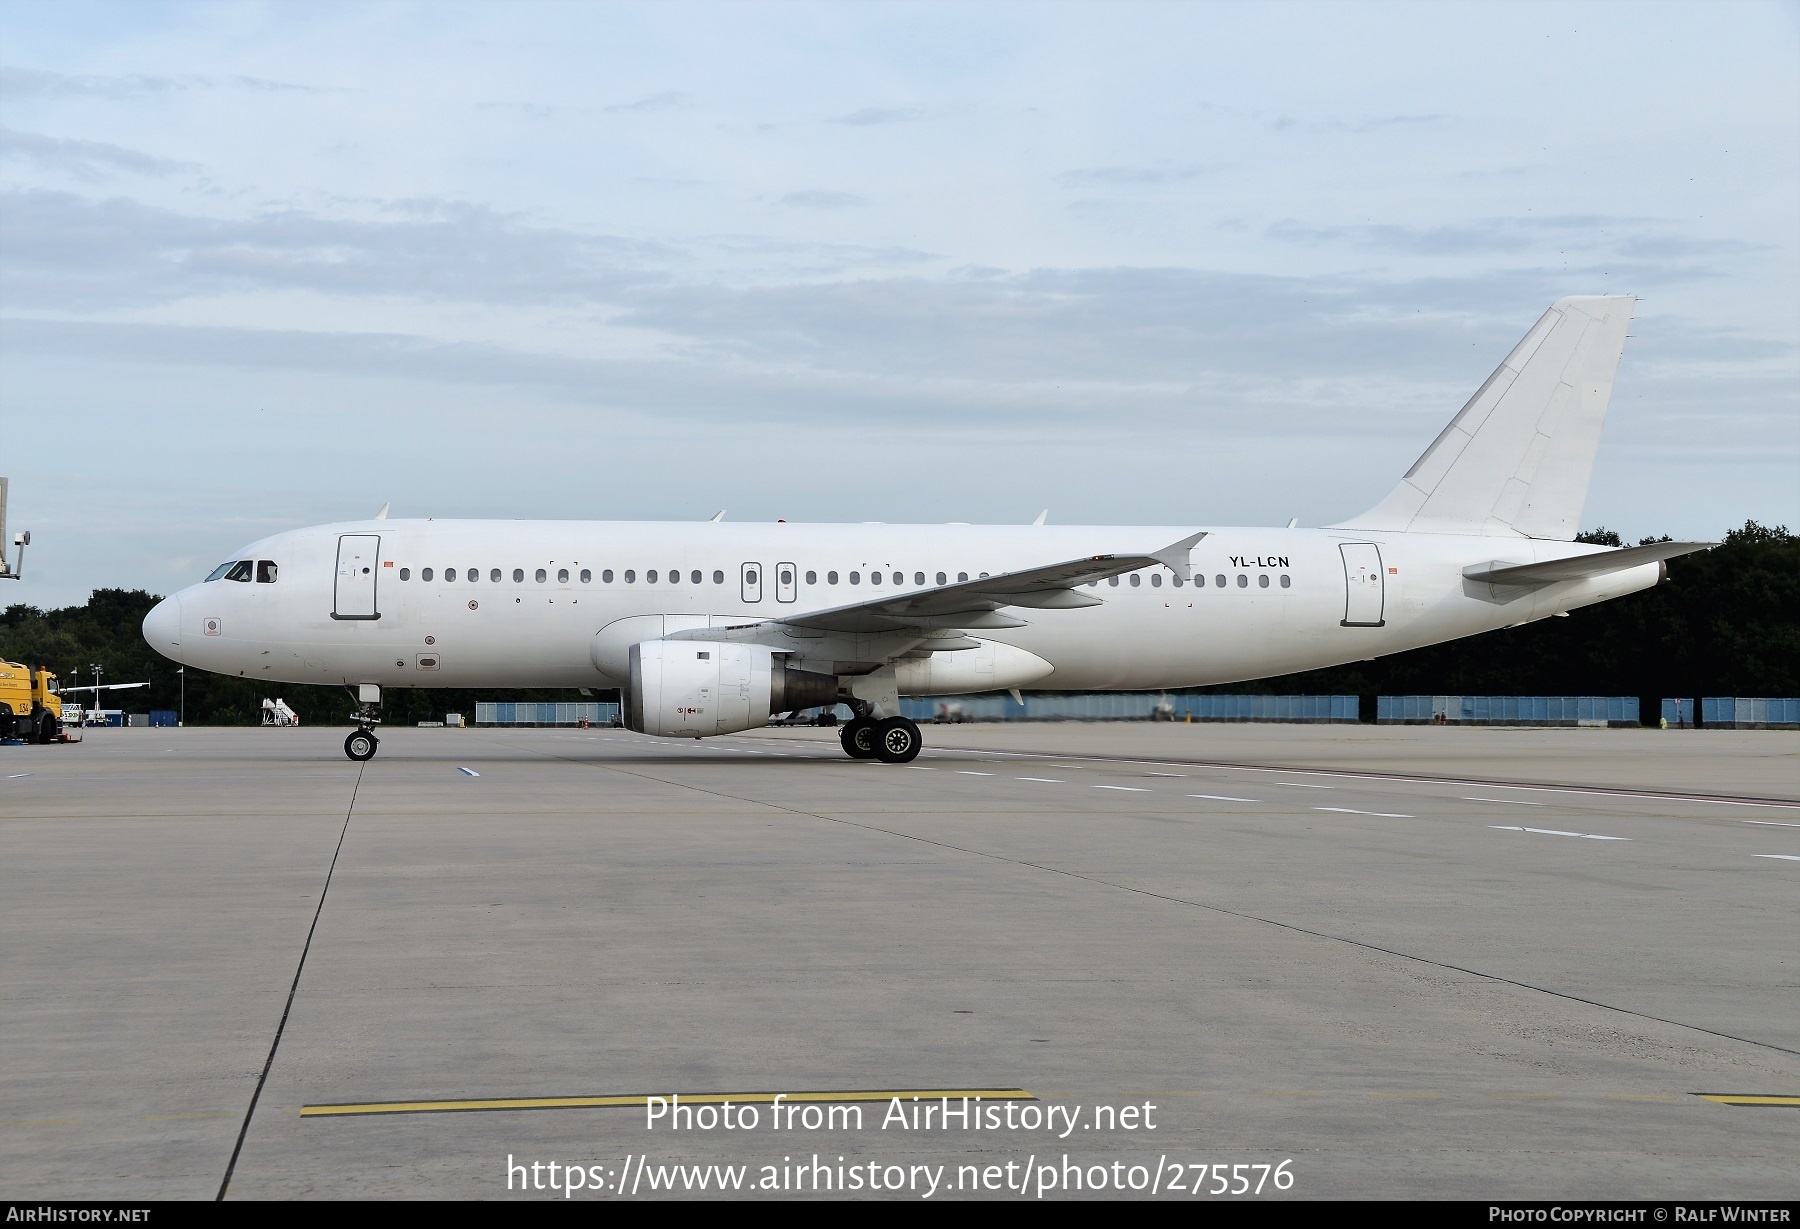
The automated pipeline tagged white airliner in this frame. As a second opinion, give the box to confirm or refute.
[144,295,1706,764]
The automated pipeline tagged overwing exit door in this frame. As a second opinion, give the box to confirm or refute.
[741,562,763,603]
[1339,542,1385,627]
[333,534,382,620]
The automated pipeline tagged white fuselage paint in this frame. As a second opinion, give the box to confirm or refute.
[145,519,1658,701]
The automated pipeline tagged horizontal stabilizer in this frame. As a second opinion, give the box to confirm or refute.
[1462,540,1712,587]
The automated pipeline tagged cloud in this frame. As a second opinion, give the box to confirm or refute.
[779,190,866,209]
[830,107,919,126]
[0,126,197,179]
[1059,164,1217,186]
[605,91,688,113]
[0,65,319,98]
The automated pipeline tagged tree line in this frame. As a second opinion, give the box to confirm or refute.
[2,521,1792,726]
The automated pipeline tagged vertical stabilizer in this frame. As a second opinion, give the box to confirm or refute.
[1333,295,1635,540]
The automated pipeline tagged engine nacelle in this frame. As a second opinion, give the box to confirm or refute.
[625,640,839,737]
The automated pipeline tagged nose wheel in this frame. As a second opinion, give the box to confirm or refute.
[344,729,379,761]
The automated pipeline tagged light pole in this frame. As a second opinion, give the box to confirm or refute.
[178,667,185,728]
[90,663,102,727]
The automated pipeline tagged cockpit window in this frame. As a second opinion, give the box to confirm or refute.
[223,560,254,583]
[257,561,278,584]
[205,562,234,582]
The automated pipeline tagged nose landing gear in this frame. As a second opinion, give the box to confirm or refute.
[343,683,382,762]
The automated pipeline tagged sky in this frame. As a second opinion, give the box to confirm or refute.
[2,0,1796,608]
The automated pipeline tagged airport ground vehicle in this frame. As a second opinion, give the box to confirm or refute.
[0,661,65,743]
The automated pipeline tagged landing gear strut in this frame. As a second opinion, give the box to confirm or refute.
[343,684,381,762]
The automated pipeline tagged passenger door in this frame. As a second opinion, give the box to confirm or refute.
[333,534,381,620]
[741,562,763,603]
[1338,542,1385,627]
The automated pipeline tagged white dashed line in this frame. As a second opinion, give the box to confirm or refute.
[1016,777,1063,783]
[1314,807,1414,819]
[1752,854,1800,862]
[1146,773,1185,778]
[1275,782,1332,789]
[1094,785,1151,792]
[1743,820,1800,828]
[4,773,30,780]
[958,771,994,777]
[1188,794,1259,802]
[1464,797,1545,806]
[1491,826,1629,841]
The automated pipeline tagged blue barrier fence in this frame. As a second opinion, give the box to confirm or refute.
[898,694,1357,723]
[476,702,619,726]
[1700,697,1800,728]
[1378,696,1638,726]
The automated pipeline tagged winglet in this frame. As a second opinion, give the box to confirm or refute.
[1149,531,1206,574]
[1032,509,1048,526]
[709,510,726,522]
[374,502,390,520]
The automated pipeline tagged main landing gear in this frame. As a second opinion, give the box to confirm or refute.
[840,713,922,764]
[343,684,382,762]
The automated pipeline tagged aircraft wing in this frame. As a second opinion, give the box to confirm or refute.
[1462,540,1712,587]
[759,532,1205,633]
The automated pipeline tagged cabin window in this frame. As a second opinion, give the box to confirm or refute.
[1280,574,1291,588]
[535,568,547,583]
[446,568,459,582]
[779,568,793,586]
[958,572,969,582]
[828,571,839,584]
[870,571,882,586]
[669,568,680,584]
[1130,574,1141,587]
[601,569,613,583]
[713,570,725,584]
[805,570,817,584]
[1236,574,1248,588]
[1215,574,1226,588]
[1258,574,1270,588]
[645,570,656,583]
[421,568,434,581]
[1172,574,1184,587]
[558,568,570,583]
[691,570,702,585]
[937,572,947,586]
[624,570,636,583]
[399,568,411,581]
[257,561,279,583]
[849,571,860,585]
[1108,576,1119,587]
[580,569,591,583]
[1150,573,1162,588]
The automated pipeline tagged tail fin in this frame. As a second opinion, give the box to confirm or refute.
[1334,295,1635,540]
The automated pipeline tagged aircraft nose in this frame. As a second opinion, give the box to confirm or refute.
[143,594,184,654]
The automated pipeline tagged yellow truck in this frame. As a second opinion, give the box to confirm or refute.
[0,661,64,743]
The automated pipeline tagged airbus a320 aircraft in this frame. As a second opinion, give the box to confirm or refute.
[144,296,1706,764]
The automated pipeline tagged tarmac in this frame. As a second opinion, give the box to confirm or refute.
[1,722,1795,1201]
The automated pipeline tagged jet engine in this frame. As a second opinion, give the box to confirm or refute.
[625,640,839,737]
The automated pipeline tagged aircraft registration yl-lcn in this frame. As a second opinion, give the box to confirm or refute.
[143,296,1708,763]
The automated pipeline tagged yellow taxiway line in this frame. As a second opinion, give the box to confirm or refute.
[301,1087,1036,1118]
[1694,1094,1800,1108]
